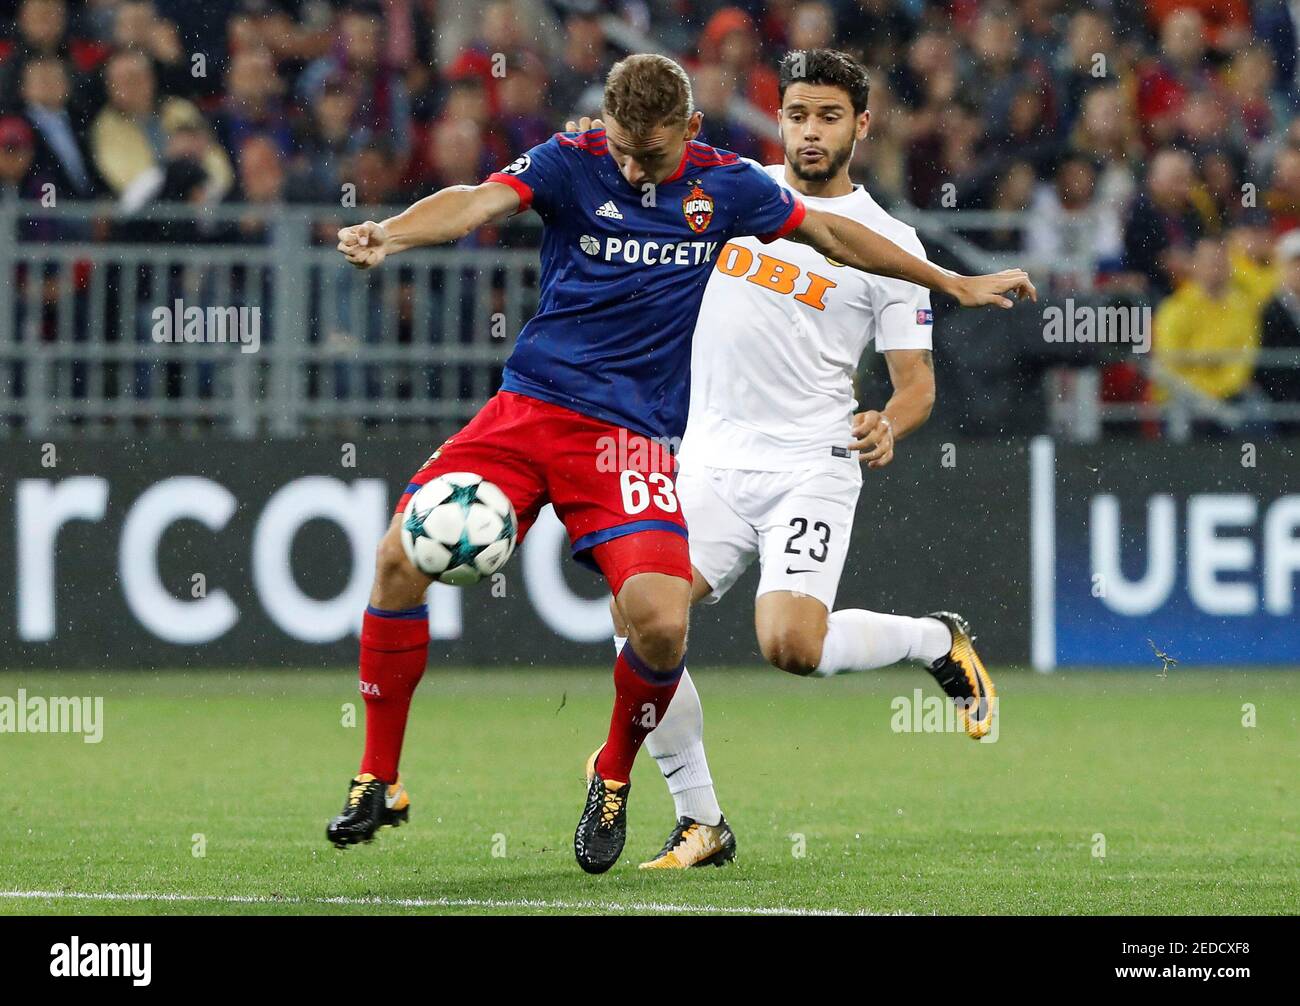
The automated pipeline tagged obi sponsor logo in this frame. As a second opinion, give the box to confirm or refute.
[578,235,719,266]
[715,241,837,311]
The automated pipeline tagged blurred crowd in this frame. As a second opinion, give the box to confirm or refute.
[1,0,1298,430]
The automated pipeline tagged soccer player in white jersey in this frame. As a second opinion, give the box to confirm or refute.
[577,48,1006,870]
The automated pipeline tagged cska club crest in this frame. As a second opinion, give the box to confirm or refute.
[682,182,714,234]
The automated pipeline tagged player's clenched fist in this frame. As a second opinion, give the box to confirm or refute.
[564,115,605,133]
[337,220,389,269]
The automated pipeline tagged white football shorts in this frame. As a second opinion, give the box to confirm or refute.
[678,460,862,609]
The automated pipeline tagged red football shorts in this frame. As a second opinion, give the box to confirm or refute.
[395,391,690,595]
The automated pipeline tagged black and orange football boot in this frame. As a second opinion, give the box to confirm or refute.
[326,774,410,848]
[574,748,629,874]
[926,612,997,740]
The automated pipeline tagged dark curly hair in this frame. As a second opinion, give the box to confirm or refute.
[778,49,871,116]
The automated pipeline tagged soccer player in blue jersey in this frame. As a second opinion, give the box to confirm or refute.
[327,53,1035,874]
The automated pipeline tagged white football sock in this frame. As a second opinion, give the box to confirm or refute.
[812,609,952,677]
[643,666,722,826]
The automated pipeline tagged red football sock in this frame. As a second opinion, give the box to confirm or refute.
[596,643,684,783]
[358,605,430,783]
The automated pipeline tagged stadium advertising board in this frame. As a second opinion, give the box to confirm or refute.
[1031,438,1300,669]
[2,438,1296,669]
[1,440,618,669]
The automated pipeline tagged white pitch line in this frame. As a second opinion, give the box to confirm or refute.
[0,889,884,916]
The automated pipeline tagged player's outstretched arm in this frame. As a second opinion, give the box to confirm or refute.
[336,182,521,269]
[790,208,1037,308]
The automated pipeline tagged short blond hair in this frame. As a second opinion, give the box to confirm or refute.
[603,54,694,135]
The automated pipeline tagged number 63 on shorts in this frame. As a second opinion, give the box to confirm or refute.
[619,469,679,515]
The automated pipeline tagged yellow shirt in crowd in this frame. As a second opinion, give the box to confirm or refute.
[1153,251,1277,401]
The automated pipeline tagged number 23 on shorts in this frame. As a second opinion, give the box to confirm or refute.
[785,516,831,562]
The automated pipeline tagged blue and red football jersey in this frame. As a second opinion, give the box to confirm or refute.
[485,129,805,441]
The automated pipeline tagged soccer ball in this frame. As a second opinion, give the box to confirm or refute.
[400,472,517,585]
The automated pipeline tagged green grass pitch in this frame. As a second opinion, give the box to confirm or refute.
[1,666,1296,915]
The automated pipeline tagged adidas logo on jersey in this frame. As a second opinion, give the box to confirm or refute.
[595,201,624,220]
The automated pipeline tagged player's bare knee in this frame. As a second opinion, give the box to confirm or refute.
[373,530,407,583]
[628,607,688,669]
[370,526,426,607]
[760,628,823,677]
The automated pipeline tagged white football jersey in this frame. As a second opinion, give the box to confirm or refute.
[678,163,934,472]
